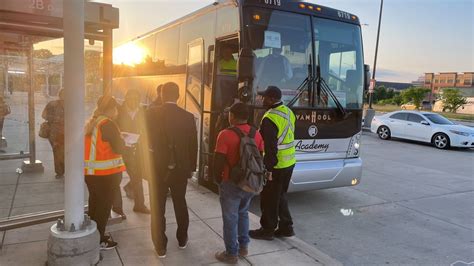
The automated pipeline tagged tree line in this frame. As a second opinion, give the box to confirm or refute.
[369,86,468,113]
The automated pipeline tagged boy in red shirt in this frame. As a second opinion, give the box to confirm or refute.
[213,103,264,264]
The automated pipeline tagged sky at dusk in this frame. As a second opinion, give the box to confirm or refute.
[93,0,473,83]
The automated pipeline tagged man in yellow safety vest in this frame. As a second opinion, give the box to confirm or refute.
[249,86,297,241]
[218,47,237,76]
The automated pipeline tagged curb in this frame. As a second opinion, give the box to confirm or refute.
[248,212,342,266]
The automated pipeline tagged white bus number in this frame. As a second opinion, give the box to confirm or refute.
[264,0,281,7]
[29,0,53,11]
[337,11,351,20]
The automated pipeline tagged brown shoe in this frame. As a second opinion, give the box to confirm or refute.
[215,251,238,264]
[239,247,248,257]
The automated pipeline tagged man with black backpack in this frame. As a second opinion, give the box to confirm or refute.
[213,102,265,264]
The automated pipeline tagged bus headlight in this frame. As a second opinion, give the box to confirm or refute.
[347,132,362,158]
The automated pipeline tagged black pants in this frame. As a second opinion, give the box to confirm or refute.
[149,171,189,251]
[123,151,145,208]
[48,139,64,176]
[112,152,146,212]
[0,117,4,137]
[85,173,122,242]
[260,165,295,233]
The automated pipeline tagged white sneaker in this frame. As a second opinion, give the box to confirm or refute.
[100,239,118,250]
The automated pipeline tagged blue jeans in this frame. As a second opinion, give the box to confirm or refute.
[219,181,255,256]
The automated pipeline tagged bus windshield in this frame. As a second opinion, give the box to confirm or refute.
[247,8,364,109]
[248,9,312,106]
[314,17,364,109]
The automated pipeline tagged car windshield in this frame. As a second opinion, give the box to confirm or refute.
[423,114,454,125]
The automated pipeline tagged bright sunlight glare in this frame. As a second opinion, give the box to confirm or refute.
[113,42,146,66]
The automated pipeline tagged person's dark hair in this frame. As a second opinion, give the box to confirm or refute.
[156,84,163,96]
[229,102,249,121]
[161,82,179,102]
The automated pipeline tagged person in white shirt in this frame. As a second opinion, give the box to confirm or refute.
[254,48,293,90]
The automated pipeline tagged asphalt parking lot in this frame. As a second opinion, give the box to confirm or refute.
[251,132,473,265]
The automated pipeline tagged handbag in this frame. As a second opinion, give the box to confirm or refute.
[1,103,10,116]
[39,121,51,139]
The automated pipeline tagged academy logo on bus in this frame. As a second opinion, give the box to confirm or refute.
[295,140,329,152]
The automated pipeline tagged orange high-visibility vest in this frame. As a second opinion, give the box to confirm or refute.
[84,116,126,176]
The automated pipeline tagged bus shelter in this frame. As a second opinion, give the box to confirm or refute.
[0,1,119,264]
[0,0,118,169]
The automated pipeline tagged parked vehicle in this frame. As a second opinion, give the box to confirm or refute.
[400,103,417,110]
[371,111,474,149]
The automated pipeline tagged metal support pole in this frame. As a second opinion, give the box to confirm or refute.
[63,0,85,230]
[103,28,113,96]
[369,0,384,109]
[45,73,49,96]
[28,47,36,162]
[59,72,63,91]
[22,46,43,172]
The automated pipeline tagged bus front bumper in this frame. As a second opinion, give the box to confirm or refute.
[288,157,363,193]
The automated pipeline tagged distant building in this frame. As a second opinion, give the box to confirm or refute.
[424,72,474,94]
[411,76,425,87]
[422,72,473,104]
[376,81,412,92]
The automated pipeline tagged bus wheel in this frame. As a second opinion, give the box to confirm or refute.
[377,126,391,140]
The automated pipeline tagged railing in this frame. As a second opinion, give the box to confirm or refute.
[0,207,122,231]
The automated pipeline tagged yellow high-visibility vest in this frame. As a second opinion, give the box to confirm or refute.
[262,104,296,169]
[219,59,237,76]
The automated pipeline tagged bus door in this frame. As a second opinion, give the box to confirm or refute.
[211,37,239,143]
[185,39,205,175]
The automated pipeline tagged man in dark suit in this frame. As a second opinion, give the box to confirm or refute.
[147,82,198,258]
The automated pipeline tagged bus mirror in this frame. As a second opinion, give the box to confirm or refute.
[237,48,255,81]
[364,64,371,91]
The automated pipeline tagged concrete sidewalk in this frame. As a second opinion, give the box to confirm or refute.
[0,178,340,265]
[0,92,340,265]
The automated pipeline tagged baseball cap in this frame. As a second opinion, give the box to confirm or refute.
[257,86,282,100]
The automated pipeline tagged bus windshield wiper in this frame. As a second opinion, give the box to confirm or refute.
[288,54,314,108]
[316,56,349,118]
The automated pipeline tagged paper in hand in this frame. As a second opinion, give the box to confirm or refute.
[121,132,140,147]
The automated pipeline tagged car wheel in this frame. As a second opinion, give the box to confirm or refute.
[377,126,391,140]
[432,133,450,149]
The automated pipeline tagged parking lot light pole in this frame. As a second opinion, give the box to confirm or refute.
[369,0,384,109]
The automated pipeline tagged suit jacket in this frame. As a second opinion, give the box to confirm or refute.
[147,103,198,180]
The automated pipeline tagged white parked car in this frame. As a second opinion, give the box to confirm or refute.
[371,111,474,149]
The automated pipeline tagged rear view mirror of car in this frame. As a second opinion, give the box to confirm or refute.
[421,121,430,125]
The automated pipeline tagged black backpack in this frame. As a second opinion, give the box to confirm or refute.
[229,126,266,194]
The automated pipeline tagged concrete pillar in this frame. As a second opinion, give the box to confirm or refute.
[47,0,99,265]
[22,45,44,173]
